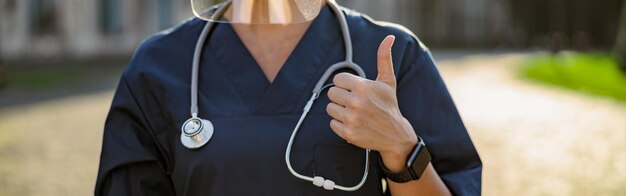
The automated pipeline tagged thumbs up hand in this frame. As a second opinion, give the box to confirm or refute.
[327,35,418,172]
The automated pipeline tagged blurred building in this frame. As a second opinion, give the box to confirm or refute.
[340,0,512,48]
[0,0,623,62]
[341,0,623,49]
[0,0,191,61]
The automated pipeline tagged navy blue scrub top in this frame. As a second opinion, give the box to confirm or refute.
[95,5,482,196]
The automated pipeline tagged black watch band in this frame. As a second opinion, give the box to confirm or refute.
[379,137,431,183]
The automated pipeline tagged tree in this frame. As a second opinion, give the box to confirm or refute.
[615,1,626,71]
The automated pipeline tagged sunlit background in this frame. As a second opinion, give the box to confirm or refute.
[1,0,625,195]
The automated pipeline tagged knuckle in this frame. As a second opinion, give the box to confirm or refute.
[343,128,355,140]
[353,81,370,92]
[349,100,360,109]
[352,84,363,92]
[364,80,377,88]
[343,126,360,141]
[378,54,391,62]
[377,55,388,61]
[345,113,359,124]
[350,98,366,109]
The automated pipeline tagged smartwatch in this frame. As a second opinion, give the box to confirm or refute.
[380,136,431,183]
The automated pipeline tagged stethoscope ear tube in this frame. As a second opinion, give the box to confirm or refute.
[182,0,371,191]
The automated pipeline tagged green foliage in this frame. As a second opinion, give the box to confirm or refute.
[614,1,626,70]
[7,70,80,89]
[521,52,626,101]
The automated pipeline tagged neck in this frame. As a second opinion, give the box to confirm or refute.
[230,21,313,82]
[232,23,309,41]
[226,1,325,82]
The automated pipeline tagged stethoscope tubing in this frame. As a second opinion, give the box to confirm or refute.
[186,0,371,191]
[190,1,231,118]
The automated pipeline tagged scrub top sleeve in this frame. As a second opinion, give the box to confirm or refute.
[95,76,175,196]
[395,39,482,195]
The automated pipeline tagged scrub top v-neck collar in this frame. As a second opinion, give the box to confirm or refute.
[206,5,342,115]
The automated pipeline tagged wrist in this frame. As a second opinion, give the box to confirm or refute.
[379,134,433,183]
[380,117,418,172]
[380,137,418,173]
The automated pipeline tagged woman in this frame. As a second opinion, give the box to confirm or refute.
[95,0,481,195]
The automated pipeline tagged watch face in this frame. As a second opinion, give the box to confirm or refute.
[408,144,431,179]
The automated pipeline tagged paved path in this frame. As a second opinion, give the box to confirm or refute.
[435,52,626,195]
[0,52,624,195]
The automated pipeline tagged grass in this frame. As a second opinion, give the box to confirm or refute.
[5,70,81,89]
[520,51,626,101]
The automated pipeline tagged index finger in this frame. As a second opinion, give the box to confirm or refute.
[332,72,363,91]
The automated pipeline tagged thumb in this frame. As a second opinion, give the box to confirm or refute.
[376,35,396,88]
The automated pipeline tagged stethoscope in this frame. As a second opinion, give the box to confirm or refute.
[180,0,370,192]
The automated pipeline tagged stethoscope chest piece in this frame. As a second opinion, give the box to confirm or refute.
[184,0,368,191]
[180,117,214,149]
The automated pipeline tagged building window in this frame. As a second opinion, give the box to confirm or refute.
[99,0,122,35]
[29,0,58,36]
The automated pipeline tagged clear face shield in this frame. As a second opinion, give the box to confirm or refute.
[191,0,325,24]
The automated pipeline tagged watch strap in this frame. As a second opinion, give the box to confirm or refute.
[379,137,430,183]
[379,157,415,183]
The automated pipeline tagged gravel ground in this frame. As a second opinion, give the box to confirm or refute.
[0,52,624,195]
[435,52,626,195]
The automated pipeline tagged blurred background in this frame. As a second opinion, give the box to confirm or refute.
[0,0,625,195]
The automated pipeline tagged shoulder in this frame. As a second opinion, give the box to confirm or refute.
[130,17,206,67]
[342,7,428,51]
[122,18,206,81]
